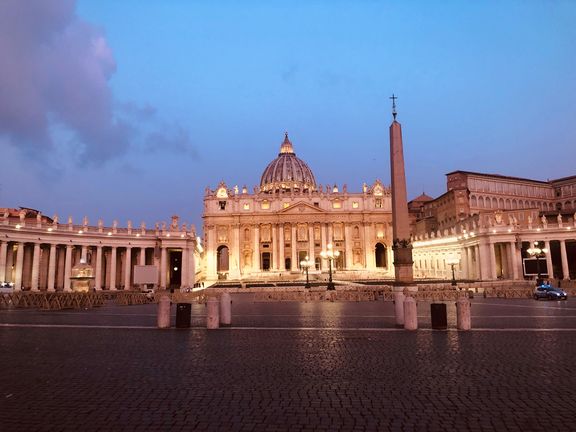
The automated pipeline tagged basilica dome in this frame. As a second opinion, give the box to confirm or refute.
[260,133,317,193]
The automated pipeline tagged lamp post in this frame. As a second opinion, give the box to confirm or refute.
[527,242,548,286]
[446,256,460,289]
[300,255,312,289]
[320,243,340,290]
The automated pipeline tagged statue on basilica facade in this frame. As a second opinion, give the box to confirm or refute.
[557,213,563,228]
[83,216,88,226]
[528,214,533,229]
[541,215,547,228]
[52,214,59,225]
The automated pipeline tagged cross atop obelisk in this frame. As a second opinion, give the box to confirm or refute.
[390,94,397,120]
[389,94,414,284]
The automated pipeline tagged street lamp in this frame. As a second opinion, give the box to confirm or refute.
[527,242,548,286]
[320,243,340,290]
[300,255,312,289]
[446,256,460,288]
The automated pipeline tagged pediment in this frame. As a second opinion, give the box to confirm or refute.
[278,201,326,214]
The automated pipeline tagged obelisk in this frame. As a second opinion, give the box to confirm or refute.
[389,95,416,328]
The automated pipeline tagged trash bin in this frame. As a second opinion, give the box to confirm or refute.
[430,303,447,330]
[175,303,191,328]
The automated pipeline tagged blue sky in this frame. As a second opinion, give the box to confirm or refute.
[1,0,575,232]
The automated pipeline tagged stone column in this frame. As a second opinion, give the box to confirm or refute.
[22,244,33,289]
[64,245,73,291]
[110,247,117,290]
[253,225,261,272]
[160,247,167,288]
[544,240,553,279]
[307,225,315,265]
[560,240,569,280]
[232,224,241,277]
[0,241,7,283]
[56,247,65,290]
[14,242,25,291]
[95,246,103,290]
[6,244,14,283]
[139,247,146,266]
[81,246,88,262]
[124,247,132,290]
[278,224,285,271]
[30,243,41,291]
[363,223,371,269]
[181,246,188,288]
[488,242,497,280]
[461,247,469,280]
[498,244,509,279]
[271,224,277,270]
[476,246,483,280]
[187,244,195,287]
[512,242,522,280]
[291,224,297,271]
[387,246,394,274]
[206,226,217,279]
[327,224,333,245]
[47,244,57,292]
[344,224,353,270]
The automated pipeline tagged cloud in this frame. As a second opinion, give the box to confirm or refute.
[0,0,196,166]
[144,124,198,158]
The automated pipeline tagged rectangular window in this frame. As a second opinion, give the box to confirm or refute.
[261,200,270,210]
[352,201,359,209]
[375,198,383,208]
[243,203,250,210]
[219,201,227,210]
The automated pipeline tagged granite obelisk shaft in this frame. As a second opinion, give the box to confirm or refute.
[390,119,414,283]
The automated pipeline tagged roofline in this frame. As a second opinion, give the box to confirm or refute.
[445,170,550,185]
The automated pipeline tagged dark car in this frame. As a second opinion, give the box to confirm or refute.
[533,285,568,300]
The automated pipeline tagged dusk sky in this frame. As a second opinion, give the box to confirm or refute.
[1,0,575,233]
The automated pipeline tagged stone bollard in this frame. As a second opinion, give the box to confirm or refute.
[456,297,471,331]
[403,296,418,331]
[157,295,171,329]
[393,291,405,327]
[220,292,232,327]
[206,297,220,329]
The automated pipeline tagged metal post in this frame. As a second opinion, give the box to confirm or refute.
[327,258,334,290]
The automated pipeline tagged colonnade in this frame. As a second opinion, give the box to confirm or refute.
[0,238,196,291]
[413,235,576,282]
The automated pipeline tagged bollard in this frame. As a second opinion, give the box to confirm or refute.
[206,296,220,329]
[403,296,418,331]
[456,297,471,330]
[393,291,405,327]
[220,292,232,327]
[157,295,171,329]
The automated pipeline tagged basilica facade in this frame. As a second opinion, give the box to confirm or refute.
[202,133,395,281]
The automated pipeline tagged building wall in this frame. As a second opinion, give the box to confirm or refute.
[202,180,395,281]
[412,172,576,282]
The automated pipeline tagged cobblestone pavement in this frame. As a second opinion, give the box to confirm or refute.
[1,296,575,431]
